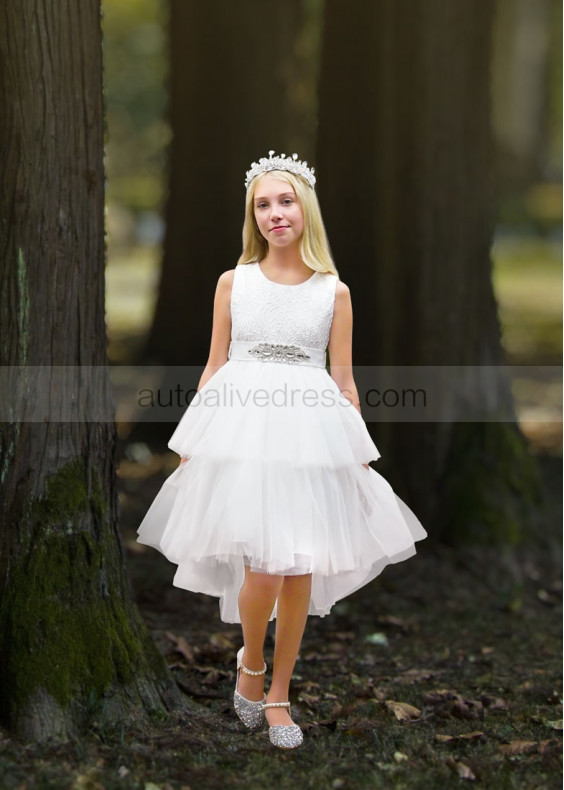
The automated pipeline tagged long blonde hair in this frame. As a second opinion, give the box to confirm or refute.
[236,170,339,276]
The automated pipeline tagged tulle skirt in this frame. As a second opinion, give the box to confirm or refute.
[136,358,427,623]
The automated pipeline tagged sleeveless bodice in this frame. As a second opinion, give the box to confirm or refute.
[230,261,338,352]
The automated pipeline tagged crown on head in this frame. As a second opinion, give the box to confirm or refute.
[244,150,316,190]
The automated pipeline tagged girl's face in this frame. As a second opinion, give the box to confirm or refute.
[253,174,304,248]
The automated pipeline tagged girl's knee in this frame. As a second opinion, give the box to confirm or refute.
[245,569,284,594]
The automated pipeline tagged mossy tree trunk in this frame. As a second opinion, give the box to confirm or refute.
[0,0,185,741]
[142,0,322,366]
[316,0,544,543]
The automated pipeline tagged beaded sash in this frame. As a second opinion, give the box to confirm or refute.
[228,340,326,368]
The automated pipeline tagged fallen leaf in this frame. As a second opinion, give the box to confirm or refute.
[436,731,486,744]
[424,689,459,703]
[384,700,421,721]
[372,689,387,702]
[295,680,321,692]
[452,698,484,720]
[393,751,409,763]
[538,739,562,754]
[499,740,538,755]
[481,695,507,710]
[164,632,195,663]
[297,692,321,705]
[201,669,221,685]
[424,689,484,720]
[193,664,229,678]
[208,633,235,650]
[445,757,476,781]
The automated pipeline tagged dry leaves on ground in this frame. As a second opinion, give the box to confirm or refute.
[384,700,422,722]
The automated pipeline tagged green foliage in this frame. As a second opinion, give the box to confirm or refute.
[492,234,562,363]
[102,0,169,210]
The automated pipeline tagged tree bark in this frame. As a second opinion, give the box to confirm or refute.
[142,0,322,366]
[316,0,544,542]
[0,0,185,741]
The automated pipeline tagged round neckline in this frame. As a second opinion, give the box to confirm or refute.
[256,260,318,287]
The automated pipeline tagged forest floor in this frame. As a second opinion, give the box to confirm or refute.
[0,450,561,790]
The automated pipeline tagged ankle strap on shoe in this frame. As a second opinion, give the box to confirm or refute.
[263,701,291,709]
[239,660,267,676]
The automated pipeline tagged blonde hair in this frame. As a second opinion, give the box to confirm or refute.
[236,170,339,276]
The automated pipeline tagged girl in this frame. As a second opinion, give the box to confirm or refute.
[137,150,427,750]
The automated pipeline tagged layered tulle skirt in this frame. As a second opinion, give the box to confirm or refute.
[136,358,427,623]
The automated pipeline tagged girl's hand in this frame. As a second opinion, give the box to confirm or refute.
[180,455,190,466]
[362,463,370,470]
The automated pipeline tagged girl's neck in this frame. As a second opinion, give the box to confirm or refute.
[261,247,308,275]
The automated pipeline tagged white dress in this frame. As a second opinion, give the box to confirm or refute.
[136,261,427,623]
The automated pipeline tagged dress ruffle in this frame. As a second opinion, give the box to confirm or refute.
[136,359,427,623]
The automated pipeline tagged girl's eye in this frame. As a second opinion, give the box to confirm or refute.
[257,199,293,209]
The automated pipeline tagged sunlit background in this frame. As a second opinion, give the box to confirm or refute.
[101,0,562,455]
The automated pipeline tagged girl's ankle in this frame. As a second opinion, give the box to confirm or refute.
[242,649,265,672]
[237,672,265,702]
[265,691,290,703]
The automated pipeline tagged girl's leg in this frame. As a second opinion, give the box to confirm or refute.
[237,566,284,702]
[265,572,312,726]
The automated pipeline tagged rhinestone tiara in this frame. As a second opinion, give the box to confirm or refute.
[244,150,316,190]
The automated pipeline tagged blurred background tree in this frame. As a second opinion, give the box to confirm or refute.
[0,0,184,741]
[142,0,322,365]
[101,0,562,540]
[102,0,561,371]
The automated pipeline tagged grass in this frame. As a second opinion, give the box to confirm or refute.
[2,453,559,790]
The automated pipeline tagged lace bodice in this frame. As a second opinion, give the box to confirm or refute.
[230,261,338,351]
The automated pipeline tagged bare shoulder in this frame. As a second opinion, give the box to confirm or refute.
[217,268,236,288]
[333,279,352,311]
[334,279,350,298]
[214,268,236,301]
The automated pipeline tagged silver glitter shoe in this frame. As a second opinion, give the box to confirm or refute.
[233,646,267,730]
[263,701,303,749]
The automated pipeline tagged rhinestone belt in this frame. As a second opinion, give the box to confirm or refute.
[228,340,326,368]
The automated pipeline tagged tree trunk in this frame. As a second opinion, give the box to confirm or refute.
[316,0,544,543]
[142,0,322,366]
[0,0,185,741]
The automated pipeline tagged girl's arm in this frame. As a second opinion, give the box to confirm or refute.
[180,268,233,465]
[328,281,361,412]
[196,268,234,391]
[327,281,369,470]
